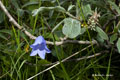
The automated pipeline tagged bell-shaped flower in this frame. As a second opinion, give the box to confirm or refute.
[30,36,51,59]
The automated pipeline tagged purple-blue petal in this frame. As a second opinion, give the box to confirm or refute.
[31,43,45,51]
[30,44,35,48]
[30,36,51,59]
[45,46,51,53]
[37,50,46,59]
[30,50,38,56]
[32,36,46,46]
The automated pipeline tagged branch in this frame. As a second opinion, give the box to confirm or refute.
[45,50,109,66]
[0,1,98,46]
[0,1,36,39]
[46,39,97,45]
[25,50,109,67]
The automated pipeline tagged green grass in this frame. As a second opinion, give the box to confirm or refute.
[0,0,120,80]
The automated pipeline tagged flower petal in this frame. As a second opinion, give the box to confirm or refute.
[30,50,38,56]
[37,50,46,59]
[30,44,35,48]
[45,46,51,53]
[32,36,46,46]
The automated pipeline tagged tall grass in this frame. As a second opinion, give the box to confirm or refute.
[0,0,120,80]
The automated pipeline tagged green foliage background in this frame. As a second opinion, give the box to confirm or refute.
[0,0,120,80]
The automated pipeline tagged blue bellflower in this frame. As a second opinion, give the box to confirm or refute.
[30,36,51,59]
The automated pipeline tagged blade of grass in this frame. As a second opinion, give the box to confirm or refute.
[106,47,113,80]
[49,70,55,80]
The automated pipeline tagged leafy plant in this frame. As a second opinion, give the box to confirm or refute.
[62,18,81,38]
[0,0,120,80]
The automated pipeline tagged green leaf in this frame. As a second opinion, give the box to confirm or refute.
[22,1,39,8]
[0,10,5,23]
[62,18,81,38]
[38,60,51,65]
[22,1,40,11]
[52,19,64,33]
[95,27,108,40]
[117,38,120,53]
[49,10,54,18]
[80,4,92,19]
[96,34,104,43]
[110,33,117,44]
[32,6,66,16]
[0,29,12,35]
[80,27,86,35]
[17,9,24,17]
[67,5,75,11]
[83,4,92,15]
[11,0,20,9]
[113,27,118,33]
[108,1,120,14]
[0,33,8,40]
[55,6,66,12]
